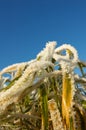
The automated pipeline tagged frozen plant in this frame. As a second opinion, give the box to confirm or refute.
[0,41,86,130]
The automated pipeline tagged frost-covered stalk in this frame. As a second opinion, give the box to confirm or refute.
[62,72,75,129]
[54,44,78,129]
[48,99,64,130]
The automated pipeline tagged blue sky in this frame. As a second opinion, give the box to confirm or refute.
[0,0,86,70]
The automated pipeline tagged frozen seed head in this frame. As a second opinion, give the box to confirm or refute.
[55,44,78,62]
[37,41,57,61]
[54,44,79,73]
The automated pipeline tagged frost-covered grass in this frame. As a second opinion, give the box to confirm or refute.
[0,42,86,130]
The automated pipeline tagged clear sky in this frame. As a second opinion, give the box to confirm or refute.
[0,0,86,70]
